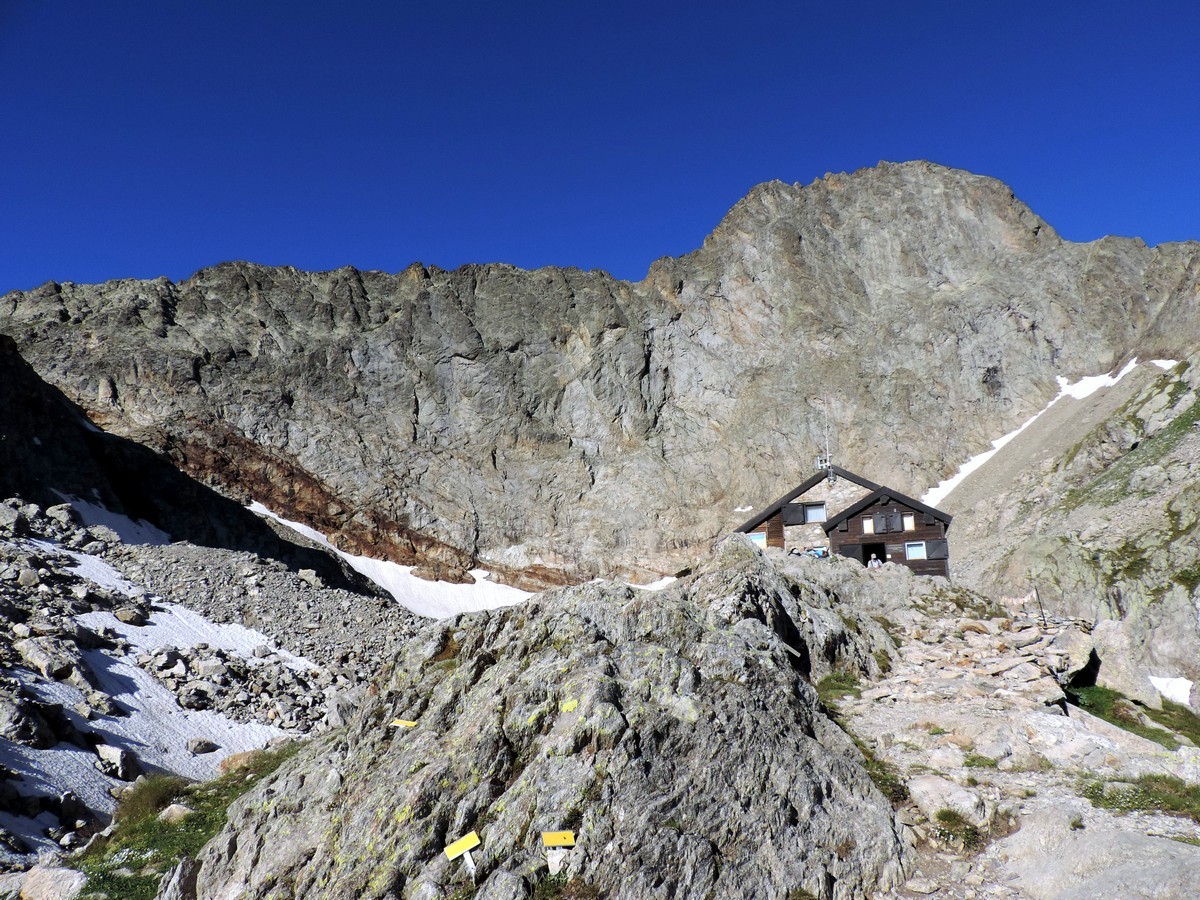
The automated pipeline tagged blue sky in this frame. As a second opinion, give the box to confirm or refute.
[2,1,1198,292]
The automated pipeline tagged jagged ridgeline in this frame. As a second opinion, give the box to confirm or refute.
[4,161,1198,589]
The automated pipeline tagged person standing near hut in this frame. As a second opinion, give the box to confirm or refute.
[867,553,883,569]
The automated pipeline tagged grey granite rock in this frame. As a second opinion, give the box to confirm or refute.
[181,542,907,899]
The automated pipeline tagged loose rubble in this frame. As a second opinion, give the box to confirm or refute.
[0,496,417,872]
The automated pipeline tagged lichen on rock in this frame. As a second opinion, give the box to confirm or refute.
[185,541,907,899]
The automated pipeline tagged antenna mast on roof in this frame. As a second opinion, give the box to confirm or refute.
[815,391,836,482]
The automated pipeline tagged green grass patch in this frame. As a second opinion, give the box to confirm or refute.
[1112,543,1152,583]
[873,649,893,675]
[76,743,300,900]
[838,613,861,635]
[872,616,904,649]
[849,735,908,807]
[932,808,983,851]
[1069,685,1180,750]
[1145,699,1200,747]
[963,753,998,769]
[1081,774,1200,823]
[816,671,861,705]
[1173,563,1200,593]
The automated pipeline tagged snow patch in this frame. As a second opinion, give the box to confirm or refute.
[26,540,143,597]
[734,505,753,512]
[59,495,171,545]
[77,604,314,671]
[13,655,284,803]
[1055,358,1139,400]
[1,645,284,855]
[923,359,1141,507]
[627,576,677,591]
[1149,675,1193,706]
[249,502,529,619]
[1151,359,1180,370]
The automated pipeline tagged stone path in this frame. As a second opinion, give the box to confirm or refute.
[835,602,1200,898]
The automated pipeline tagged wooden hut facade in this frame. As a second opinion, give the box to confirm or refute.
[736,465,953,578]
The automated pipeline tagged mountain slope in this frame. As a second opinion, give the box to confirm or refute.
[3,161,1199,587]
[945,350,1200,706]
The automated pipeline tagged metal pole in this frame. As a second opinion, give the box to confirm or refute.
[1033,584,1047,629]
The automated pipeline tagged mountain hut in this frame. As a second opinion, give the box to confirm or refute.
[735,465,953,577]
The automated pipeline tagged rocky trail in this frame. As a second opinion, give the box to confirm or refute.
[823,559,1200,898]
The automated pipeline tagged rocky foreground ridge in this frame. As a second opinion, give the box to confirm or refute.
[124,544,1200,900]
[4,162,1199,586]
[164,540,907,900]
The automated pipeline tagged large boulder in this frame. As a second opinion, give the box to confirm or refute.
[12,865,86,899]
[181,547,907,899]
[907,775,992,830]
[0,694,55,749]
[13,637,81,681]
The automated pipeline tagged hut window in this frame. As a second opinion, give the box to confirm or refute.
[902,513,915,531]
[862,516,875,535]
[905,541,927,560]
[804,502,826,524]
[747,532,768,548]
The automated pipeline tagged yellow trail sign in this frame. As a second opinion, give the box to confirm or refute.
[391,719,417,728]
[542,830,576,848]
[444,831,480,861]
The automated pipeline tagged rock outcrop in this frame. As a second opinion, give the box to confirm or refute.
[5,162,1199,586]
[177,540,907,899]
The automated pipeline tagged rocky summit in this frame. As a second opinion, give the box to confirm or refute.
[3,161,1200,899]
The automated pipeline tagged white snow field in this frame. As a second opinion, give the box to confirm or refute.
[922,358,1143,507]
[627,575,677,591]
[1150,675,1193,706]
[248,502,529,619]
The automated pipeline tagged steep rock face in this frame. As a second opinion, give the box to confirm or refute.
[0,335,377,592]
[179,542,905,900]
[4,162,1199,585]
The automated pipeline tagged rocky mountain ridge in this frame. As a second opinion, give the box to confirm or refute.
[5,161,1200,587]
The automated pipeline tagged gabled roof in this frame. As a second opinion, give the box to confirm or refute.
[735,465,883,533]
[821,487,953,534]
